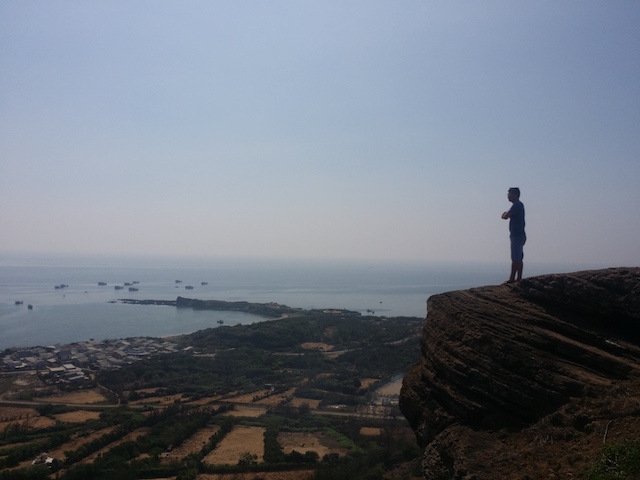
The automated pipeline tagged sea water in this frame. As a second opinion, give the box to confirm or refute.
[0,254,583,350]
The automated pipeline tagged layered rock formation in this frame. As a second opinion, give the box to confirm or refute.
[400,267,640,479]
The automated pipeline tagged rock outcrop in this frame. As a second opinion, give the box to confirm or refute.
[400,267,640,479]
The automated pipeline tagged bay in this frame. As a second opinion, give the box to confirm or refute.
[0,253,584,350]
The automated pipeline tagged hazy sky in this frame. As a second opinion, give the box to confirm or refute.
[1,1,639,267]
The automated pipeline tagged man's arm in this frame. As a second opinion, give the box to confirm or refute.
[501,211,510,219]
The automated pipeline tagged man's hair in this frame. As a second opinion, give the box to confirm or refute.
[509,187,520,198]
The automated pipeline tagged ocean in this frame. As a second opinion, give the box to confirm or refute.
[0,254,584,350]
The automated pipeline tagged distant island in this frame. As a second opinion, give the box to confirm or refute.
[119,296,364,319]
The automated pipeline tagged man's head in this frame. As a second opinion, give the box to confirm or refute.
[508,187,520,202]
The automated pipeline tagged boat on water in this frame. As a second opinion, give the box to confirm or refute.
[217,319,224,324]
[201,282,208,285]
[185,285,194,290]
[98,282,107,286]
[114,285,124,290]
[15,300,23,305]
[128,287,139,292]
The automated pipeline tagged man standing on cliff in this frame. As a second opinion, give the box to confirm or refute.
[501,187,526,283]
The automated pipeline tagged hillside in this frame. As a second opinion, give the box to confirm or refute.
[399,267,640,479]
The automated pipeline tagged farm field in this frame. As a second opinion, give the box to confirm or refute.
[204,425,265,465]
[0,308,424,479]
[278,431,349,458]
[80,427,150,464]
[0,406,55,430]
[162,425,220,463]
[33,388,109,405]
[222,405,267,418]
[55,410,101,423]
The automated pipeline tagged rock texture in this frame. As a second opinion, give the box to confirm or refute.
[400,267,640,479]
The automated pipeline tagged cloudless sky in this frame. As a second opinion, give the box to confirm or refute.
[1,1,639,267]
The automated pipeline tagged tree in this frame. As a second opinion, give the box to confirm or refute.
[237,452,258,466]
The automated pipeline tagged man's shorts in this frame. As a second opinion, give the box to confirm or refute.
[510,235,526,262]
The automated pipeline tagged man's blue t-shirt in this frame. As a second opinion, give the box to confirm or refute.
[509,200,526,238]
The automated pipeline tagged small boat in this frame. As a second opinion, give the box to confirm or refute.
[98,282,107,286]
[128,287,139,292]
[185,285,194,290]
[201,282,208,285]
[28,304,33,310]
[175,280,182,284]
[114,285,124,290]
[217,319,224,324]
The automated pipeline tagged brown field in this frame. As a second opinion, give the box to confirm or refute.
[187,395,225,406]
[278,432,349,458]
[55,410,102,423]
[203,425,265,465]
[223,406,267,418]
[300,342,334,351]
[289,397,321,409]
[376,378,403,396]
[81,427,151,464]
[129,393,185,406]
[14,426,118,469]
[359,427,382,436]
[35,388,109,404]
[198,471,314,480]
[162,425,220,463]
[359,378,379,389]
[226,388,296,407]
[0,406,39,423]
[0,408,56,431]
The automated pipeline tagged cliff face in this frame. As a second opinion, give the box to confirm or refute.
[400,267,640,479]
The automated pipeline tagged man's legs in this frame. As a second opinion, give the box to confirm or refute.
[508,237,525,283]
[509,260,523,283]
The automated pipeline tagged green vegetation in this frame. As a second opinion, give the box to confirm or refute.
[97,312,422,402]
[3,307,633,479]
[583,439,640,479]
[0,310,424,480]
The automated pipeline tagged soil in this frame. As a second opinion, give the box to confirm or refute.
[13,426,118,469]
[203,425,266,465]
[359,378,379,389]
[0,407,56,432]
[376,378,402,396]
[55,410,102,423]
[162,425,220,463]
[0,406,39,423]
[34,388,109,404]
[80,427,150,464]
[226,388,296,406]
[278,431,349,458]
[223,406,267,418]
[289,397,321,409]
